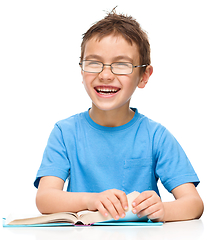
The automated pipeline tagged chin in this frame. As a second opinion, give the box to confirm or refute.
[92,101,130,112]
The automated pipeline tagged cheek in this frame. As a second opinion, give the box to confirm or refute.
[82,73,96,92]
[82,72,97,81]
[118,75,139,91]
[82,73,91,85]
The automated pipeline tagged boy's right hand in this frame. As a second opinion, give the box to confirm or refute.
[83,189,128,220]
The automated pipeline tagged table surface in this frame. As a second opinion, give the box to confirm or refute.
[0,216,212,240]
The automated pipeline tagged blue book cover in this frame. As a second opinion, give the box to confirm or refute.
[2,218,163,227]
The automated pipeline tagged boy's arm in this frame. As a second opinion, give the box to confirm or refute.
[163,183,204,222]
[36,176,128,220]
[132,183,204,222]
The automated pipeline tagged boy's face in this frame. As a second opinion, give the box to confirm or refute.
[81,34,146,112]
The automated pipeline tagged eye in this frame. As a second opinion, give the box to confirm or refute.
[87,61,101,66]
[113,62,131,68]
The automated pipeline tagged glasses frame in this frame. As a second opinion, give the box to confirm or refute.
[79,60,148,75]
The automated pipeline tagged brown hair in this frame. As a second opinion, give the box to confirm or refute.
[80,9,151,74]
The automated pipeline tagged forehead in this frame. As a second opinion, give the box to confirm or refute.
[83,34,140,63]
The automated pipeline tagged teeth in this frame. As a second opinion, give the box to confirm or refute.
[96,87,119,93]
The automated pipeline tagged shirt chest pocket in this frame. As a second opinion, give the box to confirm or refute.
[122,158,154,194]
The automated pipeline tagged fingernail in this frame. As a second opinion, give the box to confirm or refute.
[104,212,108,217]
[137,213,141,218]
[124,206,128,210]
[121,213,125,218]
[115,215,119,220]
[133,209,137,214]
[132,202,136,207]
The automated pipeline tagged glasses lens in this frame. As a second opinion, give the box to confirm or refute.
[111,62,133,74]
[82,60,103,73]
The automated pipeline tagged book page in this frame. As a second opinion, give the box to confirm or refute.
[79,210,112,225]
[8,212,78,225]
[6,213,40,225]
[76,210,96,217]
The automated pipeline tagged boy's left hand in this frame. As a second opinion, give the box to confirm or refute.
[132,191,165,222]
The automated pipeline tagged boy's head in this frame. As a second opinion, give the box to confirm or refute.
[80,11,151,75]
[80,10,153,114]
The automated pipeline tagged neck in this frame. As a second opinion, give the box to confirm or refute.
[89,104,135,127]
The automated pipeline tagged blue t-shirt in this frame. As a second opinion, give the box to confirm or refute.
[34,108,199,195]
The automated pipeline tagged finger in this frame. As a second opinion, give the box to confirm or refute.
[132,195,154,214]
[96,201,109,218]
[100,197,120,220]
[137,202,164,221]
[132,200,148,214]
[109,194,127,218]
[136,202,158,218]
[113,190,129,212]
[132,191,161,214]
[147,208,164,221]
[132,191,154,207]
[105,193,127,219]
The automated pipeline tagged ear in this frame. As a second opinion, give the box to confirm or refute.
[138,65,153,89]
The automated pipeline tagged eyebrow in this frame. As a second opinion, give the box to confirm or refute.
[113,55,134,63]
[84,54,103,61]
[84,54,134,63]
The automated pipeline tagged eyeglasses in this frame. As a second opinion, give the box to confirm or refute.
[79,60,148,75]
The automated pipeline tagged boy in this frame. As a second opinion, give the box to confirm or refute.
[34,11,203,222]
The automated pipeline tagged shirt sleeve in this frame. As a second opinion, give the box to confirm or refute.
[155,127,200,192]
[34,123,70,188]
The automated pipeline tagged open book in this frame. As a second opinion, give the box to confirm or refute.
[3,191,163,227]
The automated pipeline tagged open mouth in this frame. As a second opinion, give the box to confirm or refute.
[94,86,121,95]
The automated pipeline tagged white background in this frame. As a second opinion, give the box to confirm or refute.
[0,0,213,224]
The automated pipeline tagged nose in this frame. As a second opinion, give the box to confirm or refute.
[98,64,115,82]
